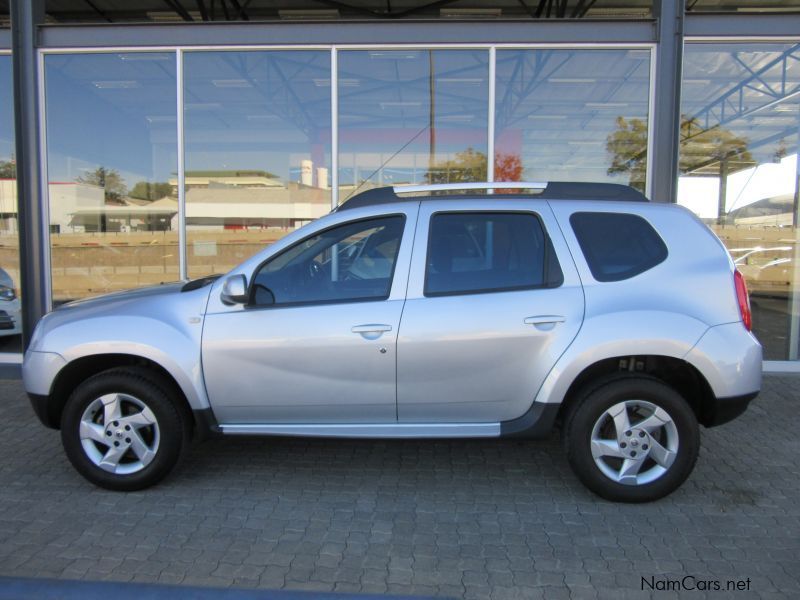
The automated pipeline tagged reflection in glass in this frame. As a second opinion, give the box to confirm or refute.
[183,51,331,279]
[338,50,489,202]
[679,43,800,360]
[0,55,22,352]
[44,52,178,302]
[687,1,800,12]
[495,49,651,191]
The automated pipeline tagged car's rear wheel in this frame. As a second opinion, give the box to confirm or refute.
[61,367,187,491]
[564,375,699,502]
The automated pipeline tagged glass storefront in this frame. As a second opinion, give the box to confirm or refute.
[679,43,800,360]
[27,39,799,365]
[495,48,652,192]
[42,46,653,303]
[0,54,22,352]
[183,51,331,279]
[43,52,179,303]
[337,50,489,202]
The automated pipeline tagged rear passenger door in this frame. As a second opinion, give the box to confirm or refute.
[397,199,584,423]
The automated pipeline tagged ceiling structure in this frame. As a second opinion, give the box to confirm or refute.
[0,1,797,24]
[8,1,659,23]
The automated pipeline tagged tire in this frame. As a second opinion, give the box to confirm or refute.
[60,367,188,491]
[564,375,699,503]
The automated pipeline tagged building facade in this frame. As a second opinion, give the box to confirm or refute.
[1,1,799,370]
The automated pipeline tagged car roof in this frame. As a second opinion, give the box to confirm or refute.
[337,182,649,212]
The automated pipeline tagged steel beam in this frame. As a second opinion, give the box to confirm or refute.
[39,19,657,48]
[10,0,49,350]
[685,12,800,39]
[649,0,685,203]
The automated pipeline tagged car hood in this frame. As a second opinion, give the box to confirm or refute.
[28,279,217,355]
[56,282,187,312]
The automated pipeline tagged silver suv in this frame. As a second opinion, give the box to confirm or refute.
[23,182,762,502]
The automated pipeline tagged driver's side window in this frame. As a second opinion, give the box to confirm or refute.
[251,216,405,306]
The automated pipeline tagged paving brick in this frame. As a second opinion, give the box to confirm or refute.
[0,376,798,598]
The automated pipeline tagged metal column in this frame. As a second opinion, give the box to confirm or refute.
[10,0,49,350]
[650,0,685,203]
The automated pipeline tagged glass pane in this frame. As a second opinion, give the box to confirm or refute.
[687,1,800,12]
[570,212,668,282]
[338,50,489,202]
[425,213,561,296]
[44,52,178,303]
[0,55,22,352]
[253,216,404,305]
[679,43,800,360]
[495,49,652,193]
[184,51,331,279]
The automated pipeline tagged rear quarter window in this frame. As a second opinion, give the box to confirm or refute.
[570,212,667,282]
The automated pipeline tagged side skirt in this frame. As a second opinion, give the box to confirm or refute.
[196,402,560,440]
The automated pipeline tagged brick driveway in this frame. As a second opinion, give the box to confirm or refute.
[0,376,798,599]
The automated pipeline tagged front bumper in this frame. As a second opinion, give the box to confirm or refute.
[23,351,67,429]
[28,392,59,429]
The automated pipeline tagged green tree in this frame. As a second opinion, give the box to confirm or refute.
[606,116,649,193]
[129,181,173,201]
[0,160,15,179]
[76,166,127,203]
[606,115,752,194]
[426,147,488,184]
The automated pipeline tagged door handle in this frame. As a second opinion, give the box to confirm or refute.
[351,324,392,333]
[524,315,565,326]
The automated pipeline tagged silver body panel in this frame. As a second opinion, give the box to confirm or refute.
[25,283,213,410]
[23,193,762,435]
[397,199,584,422]
[201,203,418,424]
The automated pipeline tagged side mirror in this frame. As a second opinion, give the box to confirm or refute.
[220,274,249,305]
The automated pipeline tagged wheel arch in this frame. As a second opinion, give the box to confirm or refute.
[555,355,718,428]
[43,354,197,434]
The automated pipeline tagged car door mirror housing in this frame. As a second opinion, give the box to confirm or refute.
[221,274,249,305]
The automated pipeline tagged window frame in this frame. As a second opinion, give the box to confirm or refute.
[247,214,407,309]
[422,210,563,299]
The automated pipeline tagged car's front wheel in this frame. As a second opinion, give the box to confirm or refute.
[564,375,700,503]
[61,367,188,491]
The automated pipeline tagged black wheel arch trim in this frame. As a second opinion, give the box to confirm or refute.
[702,391,758,427]
[500,401,560,438]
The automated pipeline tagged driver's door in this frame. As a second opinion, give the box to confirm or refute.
[202,209,416,424]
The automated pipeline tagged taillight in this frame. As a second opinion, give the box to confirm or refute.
[734,269,752,331]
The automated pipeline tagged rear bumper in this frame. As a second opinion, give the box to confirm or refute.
[704,391,758,428]
[684,322,762,400]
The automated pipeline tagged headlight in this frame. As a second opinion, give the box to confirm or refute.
[0,285,15,301]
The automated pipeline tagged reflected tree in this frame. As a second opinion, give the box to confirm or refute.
[425,147,487,184]
[76,166,127,204]
[606,116,648,193]
[495,153,523,183]
[0,160,15,179]
[425,148,524,185]
[606,116,752,202]
[130,181,173,201]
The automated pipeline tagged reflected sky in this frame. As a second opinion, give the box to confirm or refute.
[44,52,177,185]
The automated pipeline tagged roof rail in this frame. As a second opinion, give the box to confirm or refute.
[393,182,547,194]
[337,181,648,211]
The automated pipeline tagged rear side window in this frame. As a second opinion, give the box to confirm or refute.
[570,212,667,282]
[425,212,563,297]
